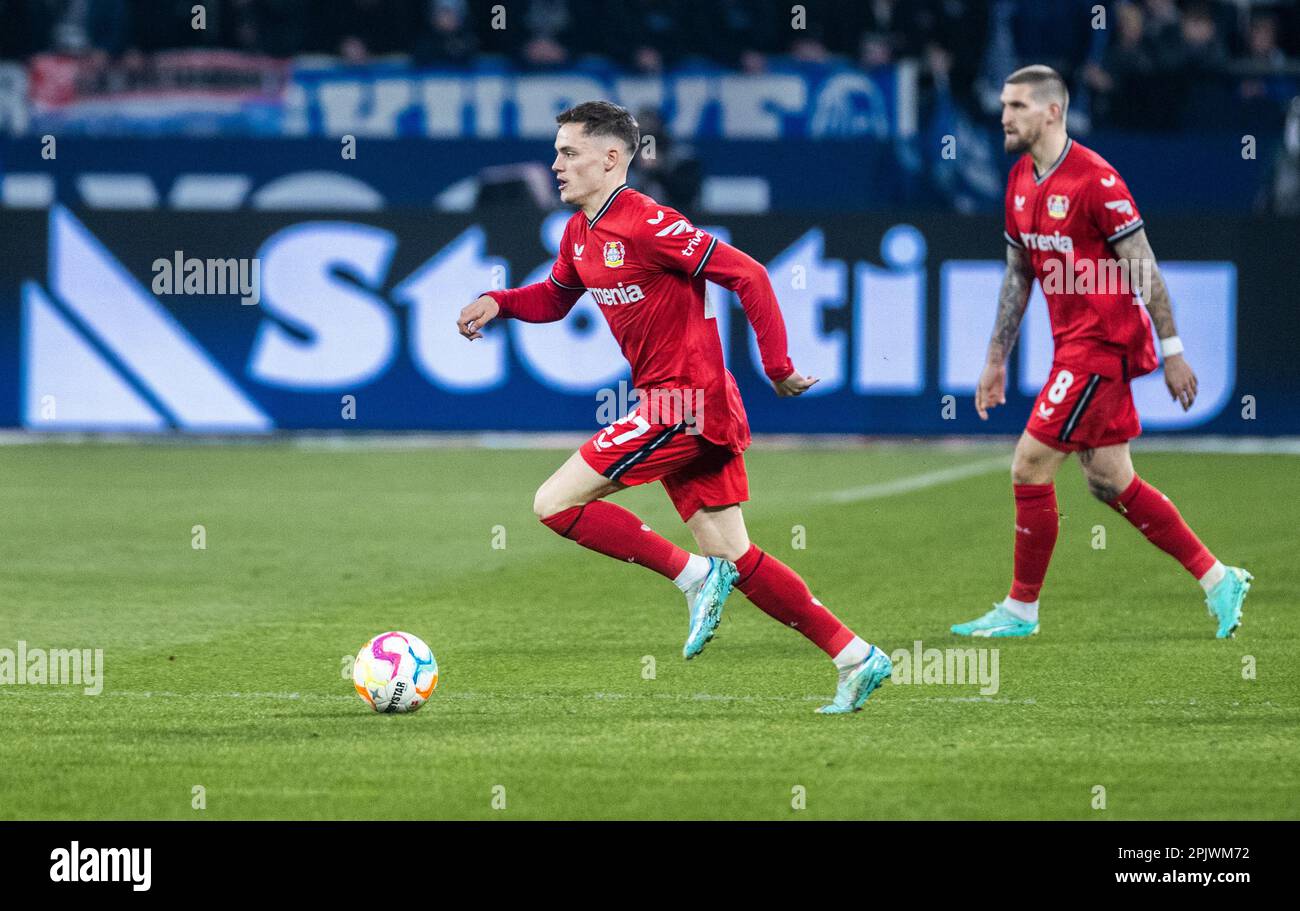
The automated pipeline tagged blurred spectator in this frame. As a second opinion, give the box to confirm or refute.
[588,1,693,73]
[317,0,415,63]
[413,0,478,66]
[682,0,780,71]
[1168,1,1230,128]
[128,0,215,52]
[1263,96,1300,216]
[1238,12,1299,122]
[222,0,309,58]
[1083,1,1160,129]
[1010,0,1095,80]
[29,0,131,55]
[909,0,988,113]
[627,107,702,211]
[524,0,574,66]
[0,0,1293,143]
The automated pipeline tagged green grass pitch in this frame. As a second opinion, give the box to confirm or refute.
[0,440,1296,820]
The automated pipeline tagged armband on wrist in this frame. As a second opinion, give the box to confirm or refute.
[1160,336,1184,358]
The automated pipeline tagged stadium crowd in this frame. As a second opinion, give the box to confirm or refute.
[0,0,1296,129]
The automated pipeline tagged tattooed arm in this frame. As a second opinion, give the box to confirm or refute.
[976,244,1035,420]
[1112,228,1176,339]
[1111,228,1198,411]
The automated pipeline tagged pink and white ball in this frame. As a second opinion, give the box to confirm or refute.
[352,631,439,713]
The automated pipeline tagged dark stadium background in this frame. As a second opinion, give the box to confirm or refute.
[0,0,1297,437]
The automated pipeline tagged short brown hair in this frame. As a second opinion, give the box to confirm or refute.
[556,101,640,157]
[1005,64,1070,115]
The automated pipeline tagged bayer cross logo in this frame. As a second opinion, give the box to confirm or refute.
[603,241,625,267]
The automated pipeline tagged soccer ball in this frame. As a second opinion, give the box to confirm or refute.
[352,631,439,713]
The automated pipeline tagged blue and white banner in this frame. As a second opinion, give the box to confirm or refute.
[286,61,907,140]
[0,208,1292,435]
[3,56,908,140]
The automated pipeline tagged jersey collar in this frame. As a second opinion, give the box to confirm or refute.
[1033,137,1073,185]
[586,183,630,229]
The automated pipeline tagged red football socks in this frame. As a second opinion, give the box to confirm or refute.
[734,544,855,656]
[1009,483,1059,603]
[540,502,690,580]
[1108,475,1216,578]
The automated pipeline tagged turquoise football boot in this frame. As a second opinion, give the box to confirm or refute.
[683,557,739,659]
[817,645,893,714]
[951,601,1040,637]
[1206,566,1253,639]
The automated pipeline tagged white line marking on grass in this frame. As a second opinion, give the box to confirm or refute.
[4,431,1299,454]
[0,689,355,701]
[0,688,1042,707]
[1133,436,1300,455]
[817,455,1010,504]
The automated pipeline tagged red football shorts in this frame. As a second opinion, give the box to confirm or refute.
[1025,362,1142,452]
[579,411,749,521]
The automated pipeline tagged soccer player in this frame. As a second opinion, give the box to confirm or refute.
[456,101,892,712]
[952,65,1253,639]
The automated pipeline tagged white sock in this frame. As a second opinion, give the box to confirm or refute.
[1003,597,1039,622]
[672,554,712,593]
[832,636,871,671]
[1198,560,1226,594]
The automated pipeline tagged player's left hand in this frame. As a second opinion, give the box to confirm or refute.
[773,371,819,397]
[457,294,500,341]
[1164,353,1198,411]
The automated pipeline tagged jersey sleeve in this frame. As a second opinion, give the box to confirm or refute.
[484,219,585,323]
[637,205,720,278]
[698,240,794,384]
[549,219,586,292]
[636,204,792,381]
[1086,168,1144,246]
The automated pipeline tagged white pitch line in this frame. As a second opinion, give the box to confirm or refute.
[0,688,1048,706]
[818,455,1010,504]
[1133,436,1300,455]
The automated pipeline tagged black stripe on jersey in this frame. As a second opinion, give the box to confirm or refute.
[549,270,583,290]
[691,236,718,277]
[1059,374,1101,443]
[603,422,686,481]
[587,183,629,229]
[1004,229,1024,249]
[1107,218,1145,244]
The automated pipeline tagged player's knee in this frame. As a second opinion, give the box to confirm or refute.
[693,529,750,563]
[1011,456,1050,486]
[532,485,564,521]
[1084,471,1124,504]
[701,541,748,563]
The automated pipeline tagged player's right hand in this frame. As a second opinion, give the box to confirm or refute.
[773,370,819,397]
[457,295,500,341]
[975,361,1006,420]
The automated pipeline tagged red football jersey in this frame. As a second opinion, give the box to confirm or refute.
[487,184,794,453]
[1004,138,1159,380]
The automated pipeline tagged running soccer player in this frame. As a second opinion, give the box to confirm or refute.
[952,65,1252,639]
[456,101,891,712]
